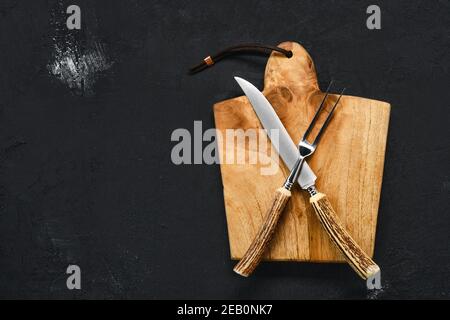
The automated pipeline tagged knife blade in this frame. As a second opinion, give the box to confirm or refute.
[234,77,316,188]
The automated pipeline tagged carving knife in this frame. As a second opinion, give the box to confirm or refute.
[234,76,380,280]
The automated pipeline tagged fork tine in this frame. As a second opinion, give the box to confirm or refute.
[312,88,346,146]
[302,80,334,140]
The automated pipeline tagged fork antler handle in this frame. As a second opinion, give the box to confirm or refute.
[234,187,291,277]
[310,192,380,280]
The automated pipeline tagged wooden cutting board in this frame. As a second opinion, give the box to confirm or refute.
[214,42,390,262]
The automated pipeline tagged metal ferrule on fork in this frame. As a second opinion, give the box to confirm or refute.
[282,157,306,190]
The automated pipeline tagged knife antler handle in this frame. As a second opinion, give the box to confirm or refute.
[233,187,291,277]
[310,192,380,280]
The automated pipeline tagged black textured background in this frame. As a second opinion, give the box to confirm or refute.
[0,0,449,299]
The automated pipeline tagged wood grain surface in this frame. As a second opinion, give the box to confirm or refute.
[213,42,390,262]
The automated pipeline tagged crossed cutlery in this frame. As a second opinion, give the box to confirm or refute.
[233,77,380,279]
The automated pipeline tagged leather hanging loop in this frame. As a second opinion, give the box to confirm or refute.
[189,43,293,74]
